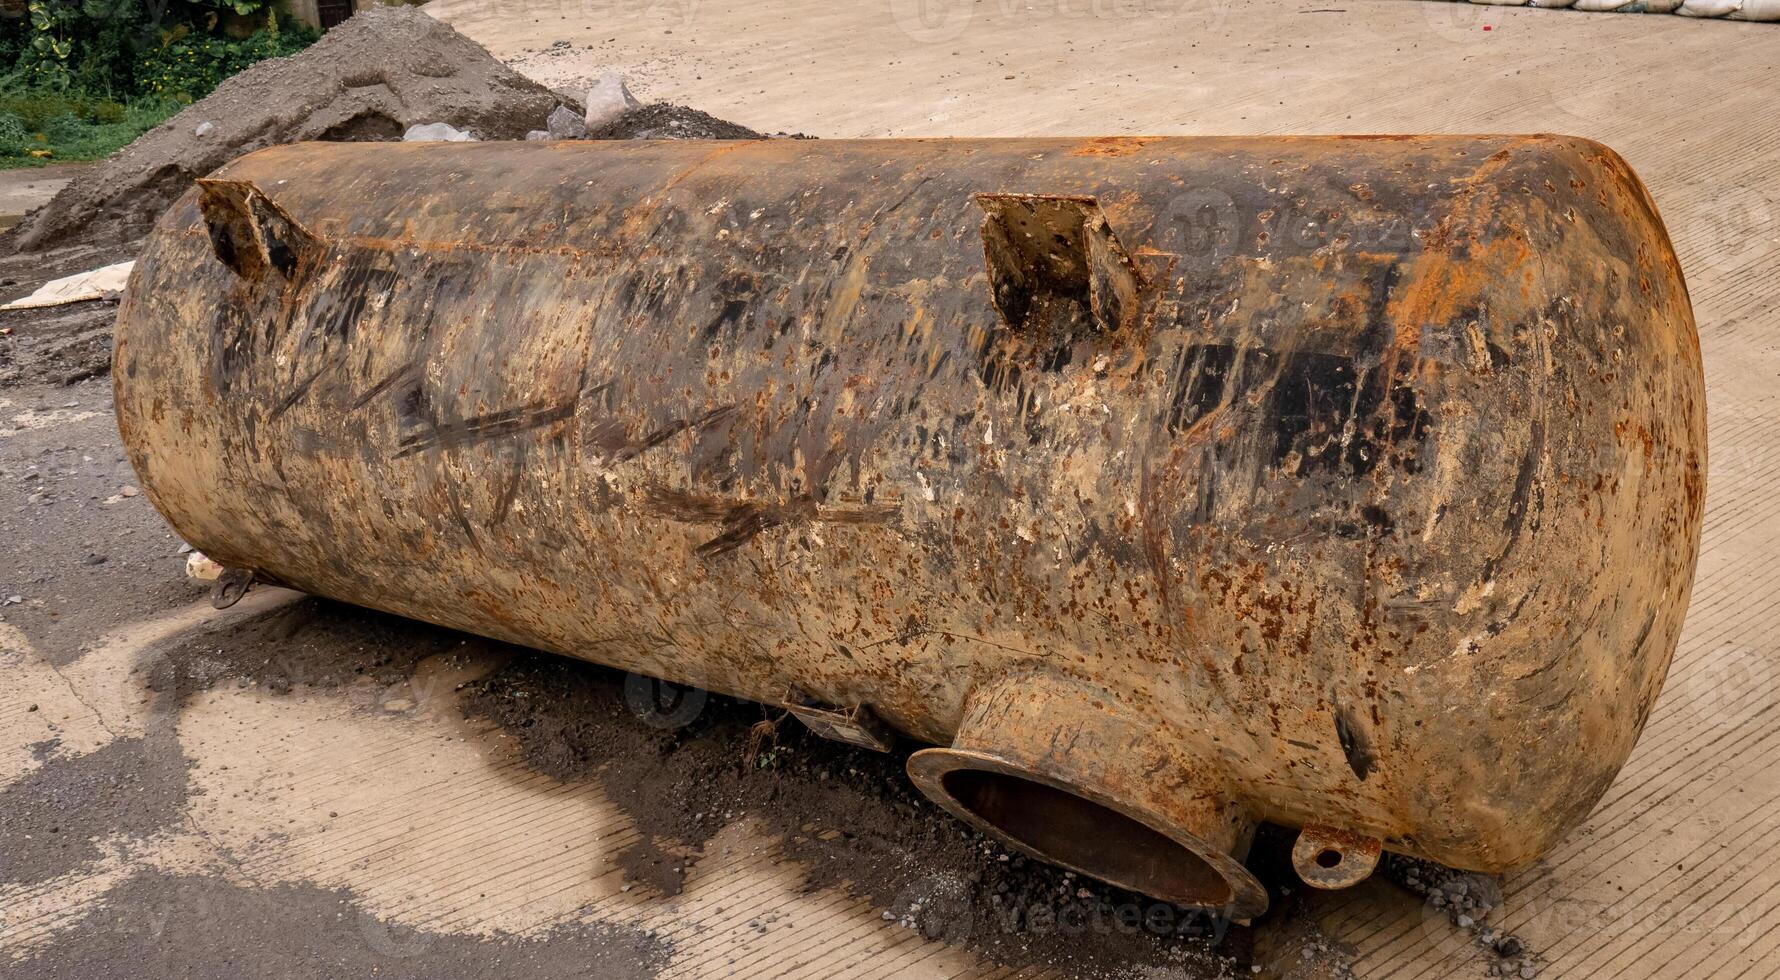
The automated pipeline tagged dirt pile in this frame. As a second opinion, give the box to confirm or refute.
[587,103,765,141]
[1,5,573,254]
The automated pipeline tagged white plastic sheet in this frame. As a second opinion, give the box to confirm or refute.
[1,260,135,310]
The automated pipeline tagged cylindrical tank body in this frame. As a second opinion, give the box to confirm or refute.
[115,136,1703,916]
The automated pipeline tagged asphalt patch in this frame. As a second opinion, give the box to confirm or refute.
[0,379,211,665]
[7,870,670,980]
[0,735,190,887]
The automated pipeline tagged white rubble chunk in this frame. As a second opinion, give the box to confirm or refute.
[583,71,642,131]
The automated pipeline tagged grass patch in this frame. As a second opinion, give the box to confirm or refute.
[0,92,181,168]
[0,13,319,170]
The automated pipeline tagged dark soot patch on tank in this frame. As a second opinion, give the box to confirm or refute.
[1164,343,1432,476]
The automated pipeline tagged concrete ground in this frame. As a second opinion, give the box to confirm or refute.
[0,166,89,231]
[3,1,1778,978]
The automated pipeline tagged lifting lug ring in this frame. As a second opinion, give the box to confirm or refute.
[211,568,256,610]
[1291,824,1383,890]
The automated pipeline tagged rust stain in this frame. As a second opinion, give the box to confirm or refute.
[1070,136,1164,158]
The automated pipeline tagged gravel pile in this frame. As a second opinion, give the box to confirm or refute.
[587,103,765,141]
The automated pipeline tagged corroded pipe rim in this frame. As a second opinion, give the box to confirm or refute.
[907,747,1270,919]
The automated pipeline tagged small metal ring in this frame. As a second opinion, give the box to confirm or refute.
[1291,824,1383,890]
[210,568,255,610]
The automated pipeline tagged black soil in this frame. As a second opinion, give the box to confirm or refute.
[1382,854,1544,977]
[8,870,668,980]
[0,736,190,887]
[145,596,481,700]
[0,301,115,387]
[463,653,1260,978]
[0,242,136,387]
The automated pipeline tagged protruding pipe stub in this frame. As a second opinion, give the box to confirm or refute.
[907,673,1268,918]
[1291,824,1382,890]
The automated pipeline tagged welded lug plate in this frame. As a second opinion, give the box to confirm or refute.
[1291,824,1383,890]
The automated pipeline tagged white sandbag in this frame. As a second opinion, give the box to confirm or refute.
[403,122,475,142]
[1,260,135,310]
[1729,0,1780,18]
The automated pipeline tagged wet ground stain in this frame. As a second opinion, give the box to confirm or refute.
[8,870,669,980]
[460,651,1261,977]
[0,735,190,887]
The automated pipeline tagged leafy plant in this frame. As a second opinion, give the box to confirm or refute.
[197,0,275,16]
[0,110,32,156]
[136,20,313,102]
[0,0,318,166]
[19,0,76,89]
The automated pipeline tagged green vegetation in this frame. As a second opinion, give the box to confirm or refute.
[0,89,176,161]
[0,0,319,166]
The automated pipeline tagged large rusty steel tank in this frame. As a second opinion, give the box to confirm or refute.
[113,135,1705,917]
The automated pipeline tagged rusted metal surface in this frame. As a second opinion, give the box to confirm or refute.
[112,136,1705,916]
[1291,823,1384,891]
